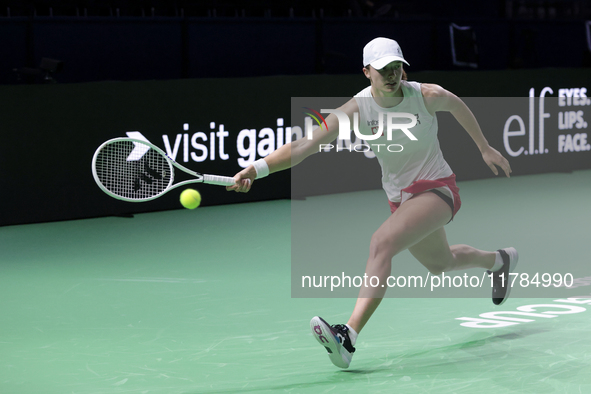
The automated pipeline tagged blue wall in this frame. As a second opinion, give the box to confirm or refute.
[1,16,589,85]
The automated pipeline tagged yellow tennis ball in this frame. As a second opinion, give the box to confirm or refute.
[180,189,201,209]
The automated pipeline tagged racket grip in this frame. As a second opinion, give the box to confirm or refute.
[203,174,236,186]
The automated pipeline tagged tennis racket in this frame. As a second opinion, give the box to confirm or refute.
[92,137,236,202]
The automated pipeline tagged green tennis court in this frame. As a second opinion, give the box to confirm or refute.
[1,170,590,394]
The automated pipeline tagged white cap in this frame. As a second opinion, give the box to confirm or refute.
[363,37,409,69]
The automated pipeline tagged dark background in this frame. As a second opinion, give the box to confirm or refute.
[1,0,591,84]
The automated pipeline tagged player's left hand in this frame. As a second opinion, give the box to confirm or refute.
[481,145,512,177]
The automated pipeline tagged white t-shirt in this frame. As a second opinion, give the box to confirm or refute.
[353,81,453,203]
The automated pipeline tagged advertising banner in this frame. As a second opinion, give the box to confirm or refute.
[291,88,591,298]
[0,70,589,226]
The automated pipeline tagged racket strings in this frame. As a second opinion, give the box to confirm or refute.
[95,140,173,200]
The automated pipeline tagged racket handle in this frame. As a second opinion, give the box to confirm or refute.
[203,174,236,186]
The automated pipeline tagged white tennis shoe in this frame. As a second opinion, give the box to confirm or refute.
[310,316,356,369]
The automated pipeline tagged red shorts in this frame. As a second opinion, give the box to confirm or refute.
[388,174,461,220]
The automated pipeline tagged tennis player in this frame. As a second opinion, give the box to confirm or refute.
[227,37,518,369]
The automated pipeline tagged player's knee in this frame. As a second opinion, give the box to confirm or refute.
[369,231,401,261]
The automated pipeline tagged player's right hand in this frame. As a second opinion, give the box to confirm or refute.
[226,166,256,193]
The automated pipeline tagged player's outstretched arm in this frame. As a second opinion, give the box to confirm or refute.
[422,83,512,178]
[227,98,359,192]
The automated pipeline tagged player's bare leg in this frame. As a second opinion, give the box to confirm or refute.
[347,191,453,333]
[311,191,517,368]
[409,226,518,306]
[409,229,495,276]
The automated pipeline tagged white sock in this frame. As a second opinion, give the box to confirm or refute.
[346,324,358,346]
[490,251,504,272]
